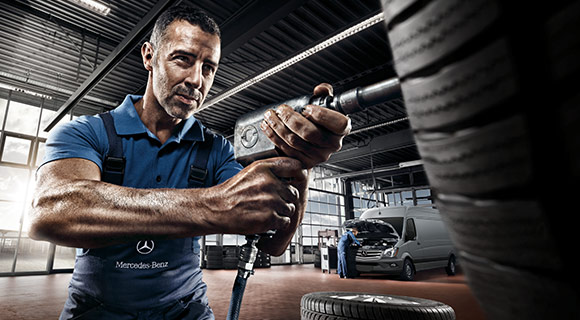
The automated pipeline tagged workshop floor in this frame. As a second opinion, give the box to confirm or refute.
[0,264,486,320]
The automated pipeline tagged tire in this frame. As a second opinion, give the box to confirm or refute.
[301,292,455,320]
[382,0,580,318]
[445,254,456,276]
[400,258,415,281]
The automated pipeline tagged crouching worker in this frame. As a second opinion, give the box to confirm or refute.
[30,4,350,320]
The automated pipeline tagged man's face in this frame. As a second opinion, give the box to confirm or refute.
[147,20,220,119]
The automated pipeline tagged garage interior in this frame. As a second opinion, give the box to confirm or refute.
[1,0,577,319]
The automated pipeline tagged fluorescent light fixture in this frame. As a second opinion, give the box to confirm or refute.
[0,82,53,100]
[68,0,111,16]
[200,12,385,112]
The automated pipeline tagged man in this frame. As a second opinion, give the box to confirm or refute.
[30,5,350,320]
[337,227,361,279]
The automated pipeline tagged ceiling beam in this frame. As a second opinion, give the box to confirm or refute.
[44,0,181,132]
[219,0,306,57]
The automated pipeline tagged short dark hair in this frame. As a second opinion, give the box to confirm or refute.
[149,5,221,49]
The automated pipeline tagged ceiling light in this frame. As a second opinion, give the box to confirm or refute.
[68,0,111,16]
[0,82,53,100]
[200,12,385,112]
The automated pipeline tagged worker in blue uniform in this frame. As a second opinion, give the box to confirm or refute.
[29,4,350,320]
[337,227,361,278]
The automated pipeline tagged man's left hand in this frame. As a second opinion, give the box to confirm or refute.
[260,83,351,168]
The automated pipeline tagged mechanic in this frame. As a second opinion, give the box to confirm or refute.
[29,5,350,320]
[337,227,361,279]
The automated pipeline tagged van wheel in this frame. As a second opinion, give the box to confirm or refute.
[446,255,456,276]
[301,292,455,320]
[400,258,415,281]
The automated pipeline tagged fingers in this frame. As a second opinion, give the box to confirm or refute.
[261,106,346,168]
[302,104,351,136]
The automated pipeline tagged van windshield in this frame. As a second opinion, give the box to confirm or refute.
[374,217,404,235]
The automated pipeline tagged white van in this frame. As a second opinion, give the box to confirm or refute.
[351,206,456,280]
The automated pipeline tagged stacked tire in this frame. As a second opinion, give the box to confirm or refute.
[382,0,579,319]
[223,246,240,269]
[205,246,224,269]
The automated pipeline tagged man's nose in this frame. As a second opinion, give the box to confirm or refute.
[184,63,202,89]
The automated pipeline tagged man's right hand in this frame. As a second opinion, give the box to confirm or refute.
[203,157,307,235]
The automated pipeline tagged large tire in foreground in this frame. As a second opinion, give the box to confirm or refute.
[301,292,455,320]
[382,0,580,318]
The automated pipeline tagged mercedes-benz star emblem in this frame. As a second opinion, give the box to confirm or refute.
[136,240,154,255]
[240,125,258,148]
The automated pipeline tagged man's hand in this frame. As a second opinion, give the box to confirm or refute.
[260,83,351,168]
[205,157,308,237]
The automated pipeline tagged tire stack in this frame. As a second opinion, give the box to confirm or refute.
[223,246,240,269]
[382,0,579,319]
[205,246,224,269]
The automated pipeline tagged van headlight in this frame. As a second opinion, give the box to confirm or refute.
[382,247,398,258]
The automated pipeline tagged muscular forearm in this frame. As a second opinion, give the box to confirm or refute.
[30,178,222,248]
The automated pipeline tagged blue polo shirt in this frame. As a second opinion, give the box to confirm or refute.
[41,94,243,311]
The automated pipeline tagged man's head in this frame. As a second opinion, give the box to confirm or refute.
[141,5,221,119]
[351,227,358,236]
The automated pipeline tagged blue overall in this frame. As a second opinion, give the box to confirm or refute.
[41,95,243,319]
[337,231,361,278]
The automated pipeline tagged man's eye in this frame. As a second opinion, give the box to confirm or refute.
[175,56,189,62]
[203,65,215,75]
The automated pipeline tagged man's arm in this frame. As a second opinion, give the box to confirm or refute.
[30,156,305,250]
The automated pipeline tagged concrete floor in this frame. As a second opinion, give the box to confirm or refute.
[0,264,486,319]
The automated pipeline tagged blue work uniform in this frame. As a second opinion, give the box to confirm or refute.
[337,230,361,278]
[41,95,243,319]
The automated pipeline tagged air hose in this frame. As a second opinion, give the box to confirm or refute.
[226,232,274,320]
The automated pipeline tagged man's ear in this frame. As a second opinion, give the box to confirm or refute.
[141,42,154,71]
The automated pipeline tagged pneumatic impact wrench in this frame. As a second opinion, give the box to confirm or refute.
[226,77,401,320]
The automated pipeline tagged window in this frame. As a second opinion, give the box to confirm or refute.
[4,101,41,135]
[2,135,32,165]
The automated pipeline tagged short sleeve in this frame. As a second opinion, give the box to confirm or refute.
[40,115,107,171]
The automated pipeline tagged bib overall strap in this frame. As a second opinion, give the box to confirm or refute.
[98,112,125,185]
[188,128,214,188]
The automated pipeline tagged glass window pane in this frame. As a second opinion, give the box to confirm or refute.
[312,214,321,225]
[0,98,7,128]
[53,245,76,269]
[223,234,236,246]
[310,201,319,213]
[5,101,41,135]
[0,166,30,202]
[0,227,19,272]
[14,237,51,272]
[2,136,31,164]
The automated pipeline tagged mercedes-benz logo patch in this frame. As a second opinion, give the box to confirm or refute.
[240,125,258,148]
[136,240,154,255]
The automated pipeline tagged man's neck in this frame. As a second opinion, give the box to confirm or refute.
[135,93,181,144]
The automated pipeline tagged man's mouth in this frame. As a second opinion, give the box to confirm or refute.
[176,93,200,104]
